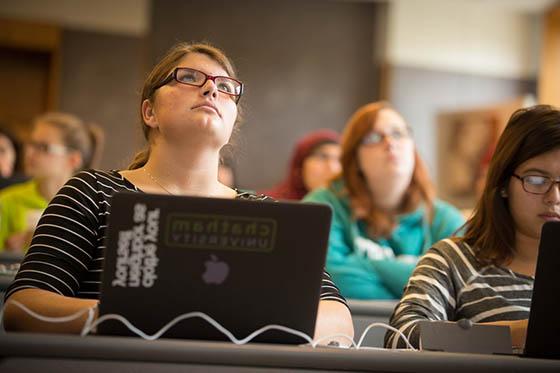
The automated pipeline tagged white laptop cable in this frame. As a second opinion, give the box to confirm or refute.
[0,299,415,350]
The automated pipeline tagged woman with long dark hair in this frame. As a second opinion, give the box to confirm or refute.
[386,105,560,350]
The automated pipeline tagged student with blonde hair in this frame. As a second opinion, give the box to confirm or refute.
[0,113,103,252]
[3,42,353,344]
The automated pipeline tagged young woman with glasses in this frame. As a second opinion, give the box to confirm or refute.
[385,105,560,350]
[3,42,353,344]
[304,101,465,300]
[0,113,103,252]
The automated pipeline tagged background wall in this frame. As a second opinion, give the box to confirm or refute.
[149,0,381,189]
[0,0,150,35]
[384,0,542,181]
[0,0,552,194]
[0,0,149,170]
[59,30,146,170]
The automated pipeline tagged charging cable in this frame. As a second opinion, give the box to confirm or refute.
[1,300,415,350]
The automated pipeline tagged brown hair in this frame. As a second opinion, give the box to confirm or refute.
[463,104,560,265]
[128,41,241,170]
[35,112,105,170]
[338,101,435,238]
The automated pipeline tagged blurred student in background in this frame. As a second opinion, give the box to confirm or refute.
[0,113,104,252]
[264,129,341,200]
[0,127,26,190]
[304,102,464,300]
[386,105,560,350]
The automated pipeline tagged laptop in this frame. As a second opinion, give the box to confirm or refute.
[524,220,560,359]
[420,221,560,358]
[97,192,332,344]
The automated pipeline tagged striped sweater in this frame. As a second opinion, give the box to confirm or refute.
[5,169,346,305]
[384,238,533,349]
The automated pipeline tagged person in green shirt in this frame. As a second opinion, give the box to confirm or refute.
[0,112,104,252]
[304,101,464,300]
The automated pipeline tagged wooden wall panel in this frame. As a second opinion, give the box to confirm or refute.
[539,6,560,105]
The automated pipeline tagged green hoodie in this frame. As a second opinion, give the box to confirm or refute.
[304,180,465,299]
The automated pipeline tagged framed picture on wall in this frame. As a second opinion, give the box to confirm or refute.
[437,97,529,211]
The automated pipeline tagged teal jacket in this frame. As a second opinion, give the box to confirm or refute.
[303,180,465,300]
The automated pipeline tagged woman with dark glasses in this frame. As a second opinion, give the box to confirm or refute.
[0,113,103,252]
[304,101,464,300]
[386,105,560,350]
[3,42,353,344]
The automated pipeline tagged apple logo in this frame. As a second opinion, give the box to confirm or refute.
[202,255,229,284]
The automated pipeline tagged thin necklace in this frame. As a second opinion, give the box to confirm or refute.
[142,167,175,195]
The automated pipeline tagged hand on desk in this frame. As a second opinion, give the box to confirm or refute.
[313,300,354,347]
[482,319,528,349]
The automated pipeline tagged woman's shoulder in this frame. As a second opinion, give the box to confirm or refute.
[235,189,275,201]
[0,179,36,200]
[71,169,135,188]
[427,238,481,271]
[62,169,138,200]
[432,198,464,217]
[429,198,466,234]
[303,180,347,204]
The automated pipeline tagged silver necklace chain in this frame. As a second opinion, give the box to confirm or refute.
[142,167,175,195]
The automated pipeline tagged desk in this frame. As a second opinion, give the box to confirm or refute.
[348,300,397,347]
[0,253,24,264]
[0,276,12,292]
[2,333,559,372]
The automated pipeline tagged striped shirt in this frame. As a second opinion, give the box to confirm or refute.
[384,238,533,349]
[5,169,346,305]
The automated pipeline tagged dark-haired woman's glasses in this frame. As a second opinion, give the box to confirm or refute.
[157,67,243,104]
[361,128,410,146]
[512,174,560,195]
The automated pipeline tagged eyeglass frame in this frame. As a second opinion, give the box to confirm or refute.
[512,173,560,195]
[25,140,70,156]
[361,127,412,146]
[155,67,244,104]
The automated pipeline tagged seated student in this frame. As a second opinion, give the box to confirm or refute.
[304,102,464,300]
[263,129,341,200]
[385,104,560,350]
[0,127,26,190]
[0,113,103,253]
[3,42,353,344]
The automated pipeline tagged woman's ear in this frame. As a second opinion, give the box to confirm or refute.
[68,150,84,171]
[142,99,158,129]
[500,188,508,198]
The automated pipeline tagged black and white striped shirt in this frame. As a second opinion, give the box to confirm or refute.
[385,238,533,349]
[5,170,346,305]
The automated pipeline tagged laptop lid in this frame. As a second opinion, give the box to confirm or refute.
[97,192,332,344]
[524,221,560,359]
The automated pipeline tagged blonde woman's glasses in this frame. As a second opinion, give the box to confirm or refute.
[156,67,243,104]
